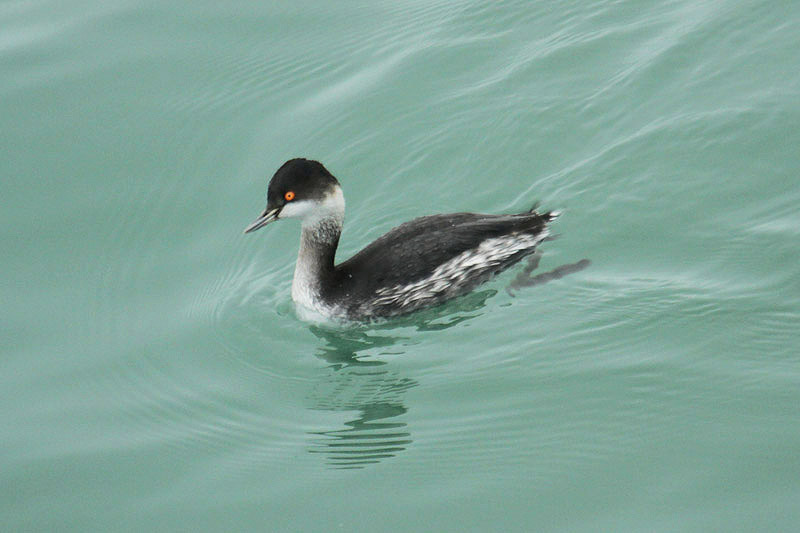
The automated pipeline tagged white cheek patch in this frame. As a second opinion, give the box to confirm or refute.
[279,187,345,226]
[279,200,316,219]
[301,187,345,229]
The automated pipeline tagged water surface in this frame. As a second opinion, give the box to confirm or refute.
[2,0,799,531]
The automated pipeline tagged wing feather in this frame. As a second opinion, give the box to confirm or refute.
[333,211,552,304]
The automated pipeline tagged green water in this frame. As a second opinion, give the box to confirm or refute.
[3,1,799,531]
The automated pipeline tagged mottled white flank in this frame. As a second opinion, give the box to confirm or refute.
[368,230,548,313]
[290,186,344,319]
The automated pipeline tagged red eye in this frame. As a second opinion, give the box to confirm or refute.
[284,191,295,201]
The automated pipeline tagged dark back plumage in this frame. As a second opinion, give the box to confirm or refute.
[323,210,555,317]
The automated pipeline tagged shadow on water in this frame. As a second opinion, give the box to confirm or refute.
[507,252,591,296]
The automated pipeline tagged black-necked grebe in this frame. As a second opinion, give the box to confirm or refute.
[244,158,558,321]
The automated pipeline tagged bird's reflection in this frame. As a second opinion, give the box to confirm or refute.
[303,256,589,469]
[307,371,415,469]
[302,292,490,469]
[306,327,419,469]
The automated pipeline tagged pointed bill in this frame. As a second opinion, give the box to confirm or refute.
[244,207,280,234]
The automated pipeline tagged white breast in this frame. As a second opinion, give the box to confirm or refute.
[291,254,324,315]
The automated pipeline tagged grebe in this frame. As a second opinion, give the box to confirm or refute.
[244,158,557,321]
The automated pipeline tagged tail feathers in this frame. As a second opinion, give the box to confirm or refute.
[521,202,560,222]
[545,210,561,222]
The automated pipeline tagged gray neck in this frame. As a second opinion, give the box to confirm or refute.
[290,186,346,312]
[297,216,342,275]
[291,215,342,313]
